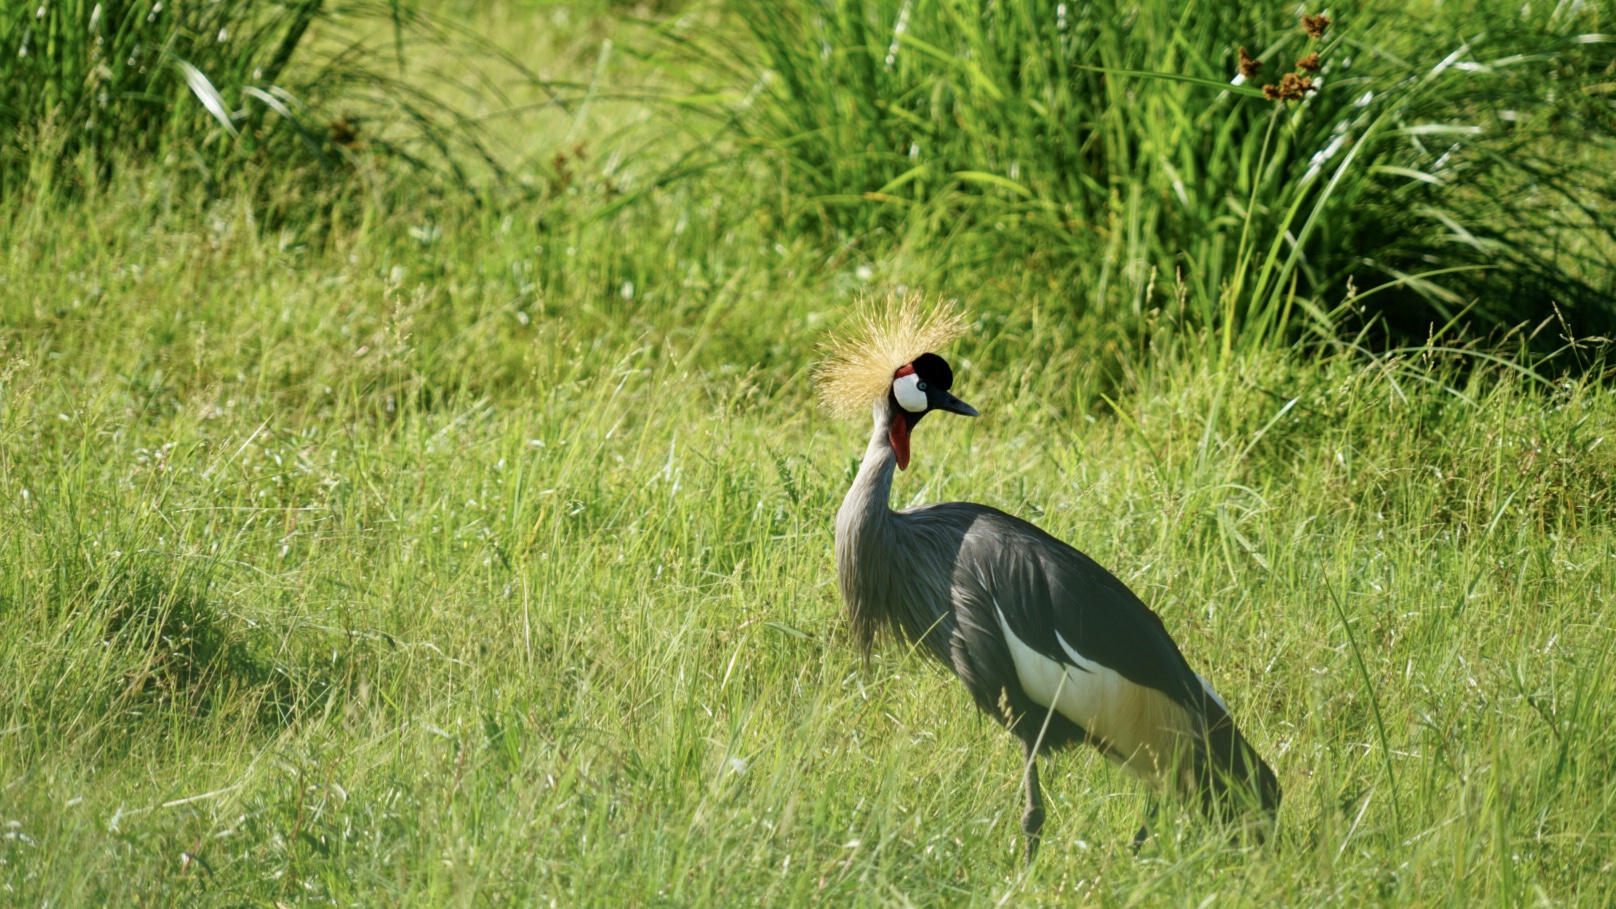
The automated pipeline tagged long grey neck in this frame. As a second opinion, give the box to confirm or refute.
[838,403,898,554]
[835,400,951,661]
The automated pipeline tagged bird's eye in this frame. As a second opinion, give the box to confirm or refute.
[916,381,927,391]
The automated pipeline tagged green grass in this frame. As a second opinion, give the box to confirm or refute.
[0,0,546,204]
[5,163,1616,906]
[0,0,336,184]
[685,0,1616,340]
[4,1,1616,906]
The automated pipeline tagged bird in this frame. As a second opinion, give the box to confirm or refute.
[815,297,1280,862]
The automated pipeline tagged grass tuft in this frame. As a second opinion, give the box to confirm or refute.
[3,2,1616,905]
[0,0,544,208]
[695,0,1616,345]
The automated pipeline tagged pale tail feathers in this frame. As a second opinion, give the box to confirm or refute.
[1196,696,1282,828]
[998,604,1279,824]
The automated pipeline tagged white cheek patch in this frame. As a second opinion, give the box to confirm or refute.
[892,373,928,413]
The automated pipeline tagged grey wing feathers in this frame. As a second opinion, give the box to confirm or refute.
[937,505,1205,711]
[901,501,1280,816]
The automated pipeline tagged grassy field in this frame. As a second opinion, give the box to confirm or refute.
[4,1,1616,906]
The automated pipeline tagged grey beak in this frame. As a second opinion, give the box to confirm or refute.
[936,392,978,417]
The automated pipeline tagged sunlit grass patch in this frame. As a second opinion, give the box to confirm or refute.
[2,1,1615,905]
[689,0,1616,344]
[3,168,1615,903]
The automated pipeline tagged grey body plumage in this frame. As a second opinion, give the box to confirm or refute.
[836,386,1280,861]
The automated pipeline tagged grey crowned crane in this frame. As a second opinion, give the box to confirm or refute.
[816,300,1279,861]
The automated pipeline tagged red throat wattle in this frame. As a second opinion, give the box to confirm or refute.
[888,412,911,471]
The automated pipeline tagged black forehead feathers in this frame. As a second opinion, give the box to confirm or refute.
[911,352,953,391]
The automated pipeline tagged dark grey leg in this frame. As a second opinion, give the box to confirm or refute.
[1131,796,1158,853]
[1021,739,1045,863]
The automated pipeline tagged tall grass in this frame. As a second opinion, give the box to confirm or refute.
[3,172,1616,904]
[698,0,1616,343]
[5,2,1616,905]
[1,1,328,177]
[0,0,541,201]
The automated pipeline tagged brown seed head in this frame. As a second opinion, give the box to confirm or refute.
[1264,73,1316,103]
[1296,52,1321,72]
[1279,72,1315,101]
[1238,47,1262,78]
[1303,13,1331,40]
[328,116,358,147]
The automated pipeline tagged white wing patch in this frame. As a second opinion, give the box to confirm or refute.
[1197,673,1228,712]
[1055,630,1098,672]
[995,604,1202,788]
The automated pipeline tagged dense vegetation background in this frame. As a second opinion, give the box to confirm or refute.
[3,0,1615,905]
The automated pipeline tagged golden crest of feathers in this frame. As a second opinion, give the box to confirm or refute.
[813,292,967,420]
